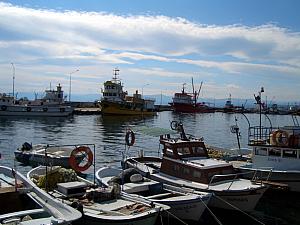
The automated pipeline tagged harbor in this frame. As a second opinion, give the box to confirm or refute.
[1,111,300,224]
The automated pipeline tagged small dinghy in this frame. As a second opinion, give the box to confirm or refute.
[0,165,81,225]
[14,143,91,170]
[96,166,212,222]
[27,166,169,225]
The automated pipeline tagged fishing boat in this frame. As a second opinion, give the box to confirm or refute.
[169,79,214,113]
[100,68,156,116]
[14,143,90,170]
[0,84,73,117]
[27,166,169,225]
[124,121,268,212]
[0,165,81,225]
[223,94,235,113]
[233,123,300,192]
[96,166,212,222]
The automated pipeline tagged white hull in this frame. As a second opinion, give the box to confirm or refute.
[238,165,300,192]
[0,105,73,117]
[125,158,267,212]
[28,166,166,225]
[0,166,81,224]
[96,167,211,221]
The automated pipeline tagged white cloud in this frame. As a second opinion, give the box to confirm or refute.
[1,3,300,100]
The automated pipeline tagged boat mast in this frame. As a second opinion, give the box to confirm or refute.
[192,77,196,107]
[11,63,15,99]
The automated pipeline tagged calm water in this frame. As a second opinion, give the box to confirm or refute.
[0,111,299,224]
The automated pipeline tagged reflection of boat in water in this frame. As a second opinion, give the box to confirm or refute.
[28,166,169,225]
[169,79,214,113]
[0,165,81,224]
[14,143,89,169]
[0,84,73,117]
[96,166,212,222]
[125,121,268,211]
[100,69,156,116]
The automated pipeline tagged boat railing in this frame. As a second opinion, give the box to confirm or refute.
[128,158,152,175]
[208,170,267,190]
[251,167,273,183]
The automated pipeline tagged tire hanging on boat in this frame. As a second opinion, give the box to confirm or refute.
[69,146,93,172]
[125,130,135,146]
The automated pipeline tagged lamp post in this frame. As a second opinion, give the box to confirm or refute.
[142,83,149,98]
[69,69,79,102]
[11,63,15,99]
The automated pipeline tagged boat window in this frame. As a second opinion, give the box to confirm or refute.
[193,170,201,178]
[192,146,205,154]
[177,147,190,155]
[183,168,190,175]
[165,148,173,156]
[283,150,297,158]
[268,148,281,157]
[174,164,180,172]
[255,147,268,156]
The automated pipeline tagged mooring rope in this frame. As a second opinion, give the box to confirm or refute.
[165,210,188,225]
[214,195,266,225]
[199,194,223,225]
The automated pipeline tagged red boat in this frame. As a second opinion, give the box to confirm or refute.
[169,80,214,113]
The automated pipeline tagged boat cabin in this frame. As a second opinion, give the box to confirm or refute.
[248,126,300,170]
[159,134,234,184]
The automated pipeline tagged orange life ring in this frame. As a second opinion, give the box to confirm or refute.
[125,130,135,146]
[69,146,93,172]
[272,130,289,146]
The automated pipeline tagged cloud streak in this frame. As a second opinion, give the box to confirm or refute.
[0,2,299,100]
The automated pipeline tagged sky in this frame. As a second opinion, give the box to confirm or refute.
[0,0,300,102]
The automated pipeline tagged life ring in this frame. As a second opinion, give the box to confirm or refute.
[170,121,178,130]
[69,146,93,172]
[125,130,135,146]
[1,105,7,111]
[272,130,289,146]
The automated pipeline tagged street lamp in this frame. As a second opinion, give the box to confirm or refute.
[69,69,79,102]
[142,84,149,98]
[11,63,15,99]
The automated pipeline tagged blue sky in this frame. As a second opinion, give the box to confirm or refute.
[0,0,300,102]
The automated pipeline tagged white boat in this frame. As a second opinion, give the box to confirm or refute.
[0,84,73,117]
[125,121,268,212]
[27,166,169,225]
[234,125,300,192]
[0,165,81,225]
[14,143,88,169]
[96,166,212,222]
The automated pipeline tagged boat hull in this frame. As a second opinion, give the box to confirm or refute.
[125,157,267,211]
[0,105,73,117]
[238,165,300,192]
[100,101,156,116]
[170,103,214,113]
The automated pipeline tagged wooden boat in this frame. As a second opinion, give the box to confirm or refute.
[0,165,81,225]
[100,68,156,116]
[0,84,73,117]
[233,125,300,192]
[14,143,89,170]
[27,166,169,225]
[96,166,212,222]
[124,121,268,212]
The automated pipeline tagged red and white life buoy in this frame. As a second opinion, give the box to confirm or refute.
[69,146,93,172]
[125,130,135,146]
[272,130,289,147]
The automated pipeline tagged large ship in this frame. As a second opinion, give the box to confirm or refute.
[100,69,156,115]
[0,84,73,117]
[169,79,214,113]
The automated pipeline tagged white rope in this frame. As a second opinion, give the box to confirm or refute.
[165,211,188,225]
[199,194,223,225]
[214,194,265,225]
